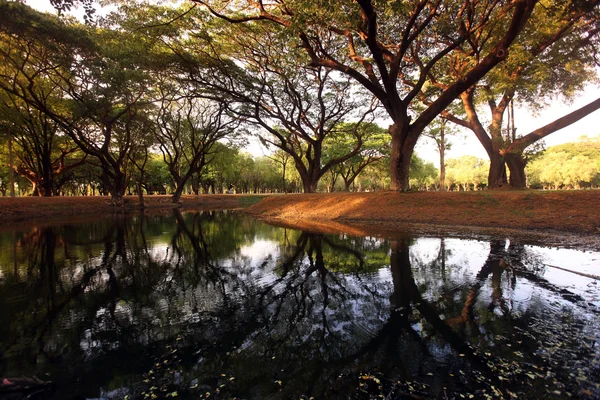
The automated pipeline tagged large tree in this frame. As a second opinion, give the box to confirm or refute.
[438,0,600,188]
[0,1,167,204]
[155,93,240,203]
[0,88,86,196]
[169,18,380,193]
[191,0,538,191]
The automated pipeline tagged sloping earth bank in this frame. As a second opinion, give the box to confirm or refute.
[1,191,599,247]
[244,190,600,249]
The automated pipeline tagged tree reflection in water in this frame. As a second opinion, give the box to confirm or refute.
[0,211,598,399]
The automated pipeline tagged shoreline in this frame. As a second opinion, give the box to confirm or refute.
[242,191,600,250]
[0,194,260,231]
[1,191,599,249]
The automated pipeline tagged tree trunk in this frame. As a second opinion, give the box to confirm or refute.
[297,160,320,193]
[136,180,145,209]
[302,178,319,193]
[487,152,507,189]
[504,153,528,189]
[110,191,124,207]
[438,119,446,191]
[172,183,184,204]
[39,179,54,197]
[389,123,417,191]
[8,136,15,197]
[110,172,126,207]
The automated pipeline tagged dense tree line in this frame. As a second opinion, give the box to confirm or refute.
[1,0,600,202]
[527,137,600,189]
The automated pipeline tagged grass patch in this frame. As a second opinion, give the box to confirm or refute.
[238,195,266,207]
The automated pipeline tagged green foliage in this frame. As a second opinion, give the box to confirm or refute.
[409,154,438,191]
[445,156,490,190]
[526,136,600,188]
[323,122,390,191]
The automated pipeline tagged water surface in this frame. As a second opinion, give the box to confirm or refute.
[0,210,598,399]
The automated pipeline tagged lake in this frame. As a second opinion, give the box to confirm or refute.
[0,210,599,399]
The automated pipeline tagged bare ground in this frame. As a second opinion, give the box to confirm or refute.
[0,194,257,230]
[1,191,599,247]
[243,190,600,249]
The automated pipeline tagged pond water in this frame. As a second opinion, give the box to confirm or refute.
[0,210,599,399]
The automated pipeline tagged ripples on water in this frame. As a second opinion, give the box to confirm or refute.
[0,210,598,399]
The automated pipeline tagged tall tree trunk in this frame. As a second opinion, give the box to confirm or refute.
[8,136,15,197]
[110,172,126,207]
[439,121,446,192]
[172,182,185,204]
[389,123,416,191]
[504,153,528,189]
[39,179,54,197]
[487,152,507,189]
[136,181,145,209]
[297,161,320,193]
[302,178,319,193]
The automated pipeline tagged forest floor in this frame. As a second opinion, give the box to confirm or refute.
[1,191,599,246]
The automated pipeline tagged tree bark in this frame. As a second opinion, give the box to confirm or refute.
[389,123,418,191]
[439,121,446,191]
[488,152,508,189]
[172,182,185,204]
[8,136,15,197]
[504,153,528,189]
[109,172,127,207]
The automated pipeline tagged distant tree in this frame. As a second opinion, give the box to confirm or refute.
[526,137,600,189]
[355,160,390,192]
[132,6,380,193]
[144,154,173,195]
[0,2,160,205]
[323,122,389,192]
[199,143,241,194]
[265,150,293,194]
[409,154,438,191]
[446,156,489,191]
[421,117,459,191]
[154,94,240,203]
[0,94,86,196]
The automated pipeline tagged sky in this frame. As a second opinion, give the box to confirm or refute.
[25,0,600,166]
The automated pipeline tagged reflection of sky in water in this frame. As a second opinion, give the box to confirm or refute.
[1,213,599,399]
